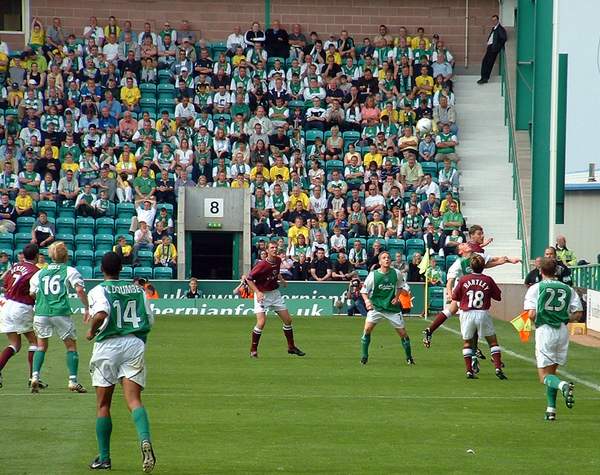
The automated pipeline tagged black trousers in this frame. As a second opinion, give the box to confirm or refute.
[480,46,500,80]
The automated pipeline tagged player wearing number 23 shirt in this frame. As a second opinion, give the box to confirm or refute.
[451,254,506,380]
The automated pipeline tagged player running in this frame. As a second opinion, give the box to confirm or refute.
[360,251,415,365]
[29,241,90,393]
[245,242,305,358]
[422,225,521,349]
[451,255,506,379]
[0,244,46,389]
[523,257,582,421]
[87,252,156,471]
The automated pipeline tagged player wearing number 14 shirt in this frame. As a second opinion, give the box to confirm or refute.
[87,251,156,472]
[451,254,506,380]
[29,242,90,393]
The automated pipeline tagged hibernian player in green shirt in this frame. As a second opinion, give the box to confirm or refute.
[29,241,90,393]
[360,251,415,365]
[524,258,582,421]
[87,251,156,472]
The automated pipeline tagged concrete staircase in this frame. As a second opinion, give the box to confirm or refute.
[453,75,523,283]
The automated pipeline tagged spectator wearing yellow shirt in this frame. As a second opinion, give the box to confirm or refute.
[28,17,45,51]
[120,77,141,112]
[287,216,310,246]
[231,174,250,188]
[249,162,270,182]
[287,185,310,211]
[363,144,382,168]
[439,191,460,213]
[116,147,137,179]
[61,152,80,176]
[154,235,177,272]
[113,235,133,265]
[269,156,290,182]
[410,27,431,50]
[415,65,434,96]
[15,188,34,216]
[40,139,59,159]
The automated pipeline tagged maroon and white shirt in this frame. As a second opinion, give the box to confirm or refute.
[4,262,39,306]
[247,257,281,292]
[452,273,501,311]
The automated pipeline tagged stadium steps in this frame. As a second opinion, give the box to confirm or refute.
[453,75,524,284]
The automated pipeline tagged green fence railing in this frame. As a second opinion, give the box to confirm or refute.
[499,50,530,278]
[571,264,600,291]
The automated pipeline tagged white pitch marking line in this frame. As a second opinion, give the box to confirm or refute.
[439,324,600,393]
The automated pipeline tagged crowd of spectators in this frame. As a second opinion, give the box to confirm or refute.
[0,16,463,281]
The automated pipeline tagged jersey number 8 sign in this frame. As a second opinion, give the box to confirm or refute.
[204,198,224,218]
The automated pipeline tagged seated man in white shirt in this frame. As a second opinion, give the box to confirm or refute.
[415,173,440,199]
[129,199,157,233]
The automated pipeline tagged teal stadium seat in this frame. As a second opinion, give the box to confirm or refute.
[95,235,114,252]
[134,267,153,279]
[347,238,366,250]
[93,265,103,278]
[405,238,425,256]
[446,254,459,269]
[16,216,35,233]
[75,250,94,267]
[116,203,136,219]
[0,233,14,249]
[76,217,95,235]
[15,233,31,250]
[153,267,173,279]
[367,238,386,252]
[56,217,75,235]
[95,217,115,235]
[75,233,94,251]
[56,233,74,249]
[37,201,57,218]
[94,249,108,266]
[137,250,154,267]
[58,205,76,219]
[387,238,405,256]
[120,266,133,279]
[115,218,132,237]
[78,265,93,279]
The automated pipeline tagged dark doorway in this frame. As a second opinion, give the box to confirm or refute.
[190,232,234,279]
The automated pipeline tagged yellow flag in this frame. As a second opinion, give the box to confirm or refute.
[511,311,532,342]
[418,248,430,275]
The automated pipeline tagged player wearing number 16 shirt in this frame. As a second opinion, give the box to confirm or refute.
[245,241,305,358]
[29,241,90,393]
[523,257,582,421]
[87,251,156,472]
[451,254,506,380]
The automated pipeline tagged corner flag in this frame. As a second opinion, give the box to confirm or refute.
[510,311,532,342]
[418,248,430,275]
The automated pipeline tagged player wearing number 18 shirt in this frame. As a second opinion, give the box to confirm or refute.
[451,255,506,380]
[87,251,156,472]
[29,241,90,393]
[0,244,40,388]
[245,242,305,358]
[523,258,582,421]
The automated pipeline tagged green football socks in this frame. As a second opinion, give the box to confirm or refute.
[66,351,79,382]
[32,350,46,377]
[546,387,558,411]
[361,333,371,359]
[96,416,112,462]
[543,374,563,390]
[132,407,152,443]
[401,337,412,359]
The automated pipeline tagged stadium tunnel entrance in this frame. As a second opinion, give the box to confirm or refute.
[189,232,237,279]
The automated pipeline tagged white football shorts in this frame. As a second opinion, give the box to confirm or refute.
[366,309,405,329]
[33,316,77,340]
[0,300,34,334]
[458,310,496,340]
[254,289,287,314]
[90,335,146,388]
[535,324,569,368]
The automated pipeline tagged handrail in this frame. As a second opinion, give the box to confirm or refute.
[499,50,531,277]
[571,264,600,291]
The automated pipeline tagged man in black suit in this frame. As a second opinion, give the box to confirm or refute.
[478,15,507,84]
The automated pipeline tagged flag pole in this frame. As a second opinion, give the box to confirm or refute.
[423,274,429,319]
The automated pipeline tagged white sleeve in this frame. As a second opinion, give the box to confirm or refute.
[569,288,583,314]
[143,293,155,326]
[447,259,461,280]
[361,271,374,296]
[88,285,111,318]
[66,266,85,289]
[523,284,539,310]
[394,268,410,291]
[29,271,40,294]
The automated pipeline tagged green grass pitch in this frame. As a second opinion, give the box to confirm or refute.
[2,316,600,474]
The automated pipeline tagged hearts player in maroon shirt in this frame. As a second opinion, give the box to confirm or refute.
[0,244,48,389]
[245,242,306,358]
[451,254,507,380]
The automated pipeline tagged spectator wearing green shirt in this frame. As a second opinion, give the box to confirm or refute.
[403,204,423,240]
[134,165,156,206]
[441,201,464,238]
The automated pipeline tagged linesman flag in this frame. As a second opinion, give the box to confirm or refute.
[511,311,532,342]
[418,248,430,275]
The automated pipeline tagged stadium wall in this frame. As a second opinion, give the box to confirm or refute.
[21,0,499,68]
